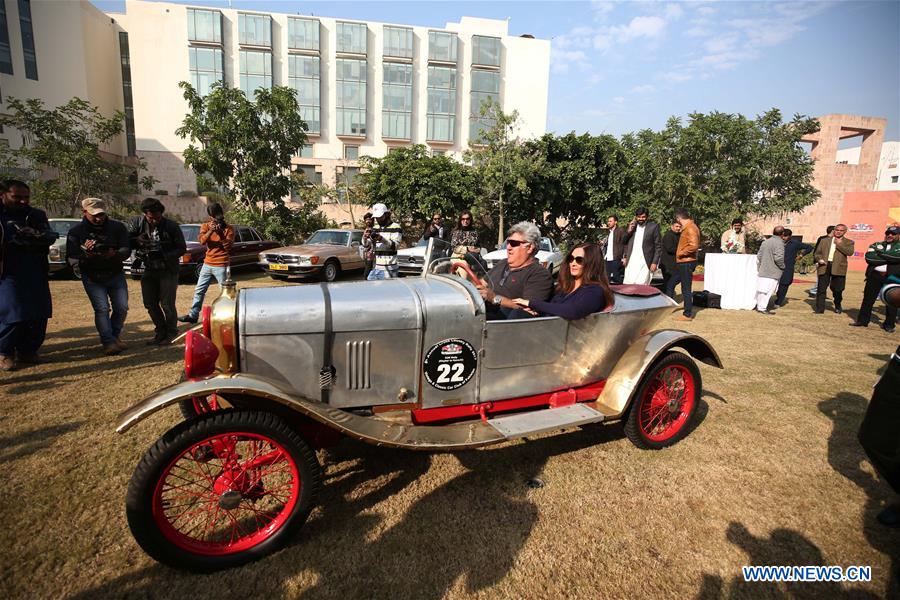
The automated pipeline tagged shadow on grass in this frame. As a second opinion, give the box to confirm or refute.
[695,521,881,599]
[818,392,899,599]
[703,390,727,404]
[0,421,84,464]
[68,423,628,598]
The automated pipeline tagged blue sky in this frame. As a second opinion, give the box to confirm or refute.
[93,0,900,140]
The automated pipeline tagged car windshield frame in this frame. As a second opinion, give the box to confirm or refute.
[306,231,350,246]
[539,238,553,252]
[180,225,201,243]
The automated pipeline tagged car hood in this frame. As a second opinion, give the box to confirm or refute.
[267,243,347,256]
[397,245,427,257]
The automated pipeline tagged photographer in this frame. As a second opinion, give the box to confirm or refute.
[66,198,131,355]
[0,180,56,371]
[128,198,186,345]
[179,203,234,324]
[360,212,375,279]
[365,203,402,280]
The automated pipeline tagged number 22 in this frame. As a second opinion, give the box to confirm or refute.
[436,363,466,384]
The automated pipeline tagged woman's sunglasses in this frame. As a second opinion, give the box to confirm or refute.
[567,255,585,265]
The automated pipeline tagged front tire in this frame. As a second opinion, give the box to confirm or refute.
[623,352,701,450]
[126,410,321,572]
[321,260,340,282]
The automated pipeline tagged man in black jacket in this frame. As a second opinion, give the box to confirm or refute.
[621,207,663,285]
[67,198,132,355]
[660,220,682,298]
[0,180,57,371]
[774,229,813,307]
[422,212,451,244]
[128,198,186,345]
[602,215,627,284]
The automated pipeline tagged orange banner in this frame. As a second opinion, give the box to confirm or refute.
[840,191,900,271]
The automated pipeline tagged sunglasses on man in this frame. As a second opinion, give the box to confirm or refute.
[505,238,530,248]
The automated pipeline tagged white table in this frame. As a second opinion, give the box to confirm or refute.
[703,253,758,310]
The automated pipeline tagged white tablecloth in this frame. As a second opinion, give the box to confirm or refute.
[703,253,758,310]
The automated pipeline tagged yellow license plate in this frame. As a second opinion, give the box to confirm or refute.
[269,263,289,271]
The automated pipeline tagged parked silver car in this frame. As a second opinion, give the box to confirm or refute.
[118,240,722,572]
[48,218,81,279]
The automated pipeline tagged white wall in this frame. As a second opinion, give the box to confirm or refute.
[876,141,899,191]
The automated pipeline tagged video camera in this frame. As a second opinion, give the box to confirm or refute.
[81,232,112,256]
[134,235,166,271]
[6,220,58,249]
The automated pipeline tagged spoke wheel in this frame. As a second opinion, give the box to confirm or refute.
[126,410,321,571]
[624,352,701,450]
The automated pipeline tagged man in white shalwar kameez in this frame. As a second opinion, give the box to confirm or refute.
[622,207,662,286]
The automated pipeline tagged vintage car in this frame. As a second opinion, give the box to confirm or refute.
[47,218,81,279]
[123,223,279,281]
[117,241,722,571]
[258,228,365,282]
[484,236,564,276]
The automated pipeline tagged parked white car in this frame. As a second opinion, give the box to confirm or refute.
[484,237,564,276]
[398,238,487,276]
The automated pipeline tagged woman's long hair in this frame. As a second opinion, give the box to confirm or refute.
[556,243,613,306]
[456,210,475,230]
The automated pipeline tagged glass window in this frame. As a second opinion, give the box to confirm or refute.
[119,32,136,156]
[350,232,363,245]
[240,50,272,97]
[298,144,313,158]
[470,69,500,140]
[336,21,367,54]
[187,8,221,44]
[383,62,412,139]
[0,3,12,75]
[288,17,319,50]
[344,145,359,160]
[340,167,360,186]
[297,164,322,185]
[428,31,457,63]
[236,227,252,242]
[336,58,367,136]
[189,47,224,97]
[426,65,456,142]
[472,35,501,67]
[239,13,271,47]
[289,54,320,133]
[18,0,37,80]
[249,228,262,241]
[383,26,413,59]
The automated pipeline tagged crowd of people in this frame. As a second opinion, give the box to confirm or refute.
[2,181,897,372]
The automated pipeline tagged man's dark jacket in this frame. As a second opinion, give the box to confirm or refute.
[622,221,663,267]
[127,215,187,273]
[779,239,814,285]
[67,217,131,282]
[0,204,55,322]
[603,226,627,261]
[422,223,451,243]
[660,230,680,272]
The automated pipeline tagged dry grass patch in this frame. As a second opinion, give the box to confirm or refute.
[1,271,897,599]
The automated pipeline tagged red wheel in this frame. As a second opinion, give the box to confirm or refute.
[126,410,321,571]
[177,371,225,420]
[624,352,701,449]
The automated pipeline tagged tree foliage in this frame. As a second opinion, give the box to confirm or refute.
[0,97,156,215]
[359,144,479,224]
[176,82,308,215]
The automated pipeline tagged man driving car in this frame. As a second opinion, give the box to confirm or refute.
[478,222,553,320]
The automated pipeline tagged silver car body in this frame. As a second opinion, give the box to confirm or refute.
[47,218,80,275]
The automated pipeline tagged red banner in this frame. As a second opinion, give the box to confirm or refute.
[840,191,900,271]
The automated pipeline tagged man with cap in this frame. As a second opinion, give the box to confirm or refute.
[364,203,402,280]
[850,225,900,333]
[67,198,132,355]
[128,198,186,345]
[0,180,57,371]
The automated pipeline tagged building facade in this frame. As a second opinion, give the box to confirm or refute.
[1,0,551,214]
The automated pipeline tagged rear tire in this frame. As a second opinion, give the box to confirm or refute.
[126,410,321,572]
[321,260,340,282]
[624,352,701,450]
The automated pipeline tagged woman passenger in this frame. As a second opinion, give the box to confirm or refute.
[450,210,486,269]
[513,243,612,319]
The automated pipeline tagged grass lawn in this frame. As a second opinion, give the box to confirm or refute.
[1,270,897,599]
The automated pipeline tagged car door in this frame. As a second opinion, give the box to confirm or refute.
[346,231,364,270]
[232,227,253,266]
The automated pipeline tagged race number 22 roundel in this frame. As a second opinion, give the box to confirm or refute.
[424,338,478,391]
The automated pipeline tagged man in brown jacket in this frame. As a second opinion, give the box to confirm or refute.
[179,202,234,324]
[674,208,701,321]
[813,223,854,314]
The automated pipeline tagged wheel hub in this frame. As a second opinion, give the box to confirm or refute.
[667,397,680,413]
[218,489,242,510]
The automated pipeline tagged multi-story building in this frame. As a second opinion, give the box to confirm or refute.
[1,0,551,218]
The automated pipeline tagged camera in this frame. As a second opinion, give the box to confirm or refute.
[7,221,57,249]
[135,236,166,271]
[81,232,111,255]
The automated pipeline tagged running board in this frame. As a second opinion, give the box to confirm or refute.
[487,404,604,439]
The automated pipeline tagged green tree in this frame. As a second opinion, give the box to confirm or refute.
[0,96,156,215]
[522,132,630,243]
[621,109,820,241]
[359,144,479,225]
[176,82,308,219]
[466,98,536,245]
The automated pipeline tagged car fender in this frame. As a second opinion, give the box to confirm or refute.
[594,330,723,418]
[116,372,508,450]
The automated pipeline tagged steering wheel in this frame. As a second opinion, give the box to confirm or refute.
[451,260,481,285]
